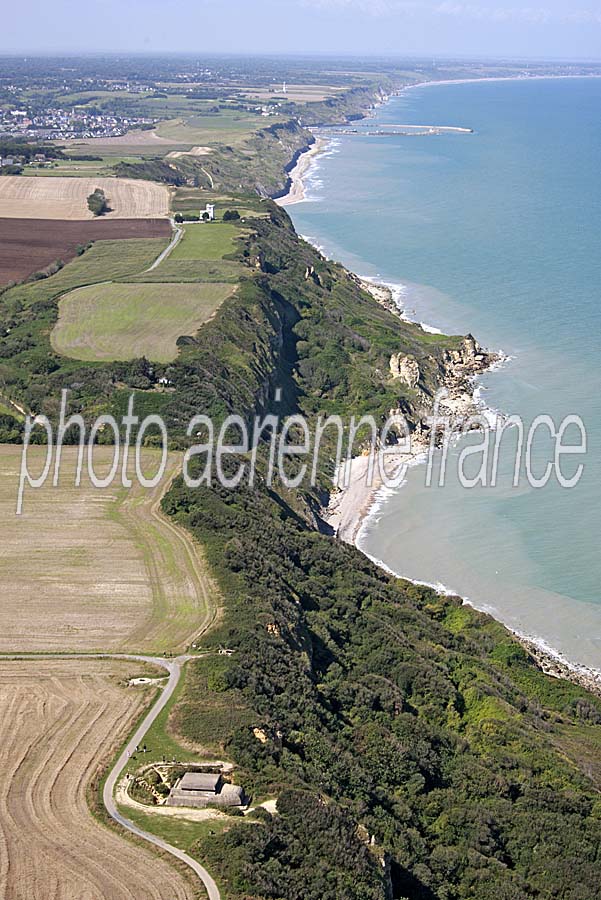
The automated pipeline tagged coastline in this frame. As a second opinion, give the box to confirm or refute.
[323,276,499,547]
[274,75,601,209]
[322,277,601,695]
[275,137,330,206]
[283,77,601,696]
[323,281,601,697]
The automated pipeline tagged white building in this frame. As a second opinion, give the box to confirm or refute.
[203,203,215,221]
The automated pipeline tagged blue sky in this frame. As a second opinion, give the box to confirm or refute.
[3,0,601,59]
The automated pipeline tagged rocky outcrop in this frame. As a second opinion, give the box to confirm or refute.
[389,353,420,387]
[443,334,491,374]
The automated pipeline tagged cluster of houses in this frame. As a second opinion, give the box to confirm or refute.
[0,152,51,170]
[0,107,157,140]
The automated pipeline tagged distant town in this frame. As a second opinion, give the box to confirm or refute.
[0,106,158,141]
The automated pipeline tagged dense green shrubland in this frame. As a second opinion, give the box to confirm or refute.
[156,208,601,898]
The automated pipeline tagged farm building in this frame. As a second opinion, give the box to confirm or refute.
[166,770,245,808]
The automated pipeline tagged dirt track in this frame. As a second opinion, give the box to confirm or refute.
[0,658,195,900]
[0,176,169,220]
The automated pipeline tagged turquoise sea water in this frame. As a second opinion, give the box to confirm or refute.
[289,78,601,669]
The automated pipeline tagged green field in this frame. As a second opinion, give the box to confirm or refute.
[52,282,234,363]
[3,238,169,313]
[170,223,241,261]
[156,110,278,146]
[122,258,243,284]
[23,156,143,177]
[171,187,269,218]
[117,806,231,855]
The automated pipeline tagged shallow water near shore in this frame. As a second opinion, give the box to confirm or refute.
[288,77,601,669]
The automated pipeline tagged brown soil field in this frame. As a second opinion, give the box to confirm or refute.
[0,217,171,285]
[0,445,218,653]
[0,657,195,900]
[0,176,170,220]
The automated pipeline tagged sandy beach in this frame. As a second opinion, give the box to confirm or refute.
[275,137,329,206]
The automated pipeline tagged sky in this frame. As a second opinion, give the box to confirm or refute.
[2,0,601,60]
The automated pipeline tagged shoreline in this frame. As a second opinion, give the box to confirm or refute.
[323,275,601,694]
[274,75,601,208]
[275,137,330,206]
[283,77,601,696]
[323,275,500,548]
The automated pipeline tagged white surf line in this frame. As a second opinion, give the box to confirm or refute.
[146,220,183,272]
[2,651,221,900]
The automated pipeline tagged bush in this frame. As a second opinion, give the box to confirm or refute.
[87,188,109,216]
[223,209,241,221]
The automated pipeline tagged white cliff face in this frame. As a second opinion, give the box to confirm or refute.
[389,353,420,387]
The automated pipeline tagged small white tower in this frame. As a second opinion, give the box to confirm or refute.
[203,203,215,221]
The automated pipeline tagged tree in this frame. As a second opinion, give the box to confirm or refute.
[223,209,241,221]
[87,188,109,216]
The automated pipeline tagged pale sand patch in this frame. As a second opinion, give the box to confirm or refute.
[275,138,329,206]
[0,658,195,900]
[0,175,169,219]
[166,146,212,159]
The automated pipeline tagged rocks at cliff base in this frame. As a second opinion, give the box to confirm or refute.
[443,334,491,374]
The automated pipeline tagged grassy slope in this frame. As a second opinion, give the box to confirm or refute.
[0,237,168,419]
[170,223,242,261]
[4,86,601,893]
[51,282,234,363]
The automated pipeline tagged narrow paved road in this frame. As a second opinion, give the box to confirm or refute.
[4,652,221,900]
[146,220,183,271]
[103,653,221,900]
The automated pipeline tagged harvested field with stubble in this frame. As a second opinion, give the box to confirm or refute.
[0,445,218,653]
[0,217,171,285]
[0,657,195,900]
[52,281,234,363]
[0,176,170,220]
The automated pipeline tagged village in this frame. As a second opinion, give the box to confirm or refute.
[0,106,158,140]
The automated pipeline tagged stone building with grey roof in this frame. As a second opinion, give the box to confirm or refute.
[166,770,245,808]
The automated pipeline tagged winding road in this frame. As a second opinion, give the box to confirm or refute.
[4,652,221,900]
[103,653,221,900]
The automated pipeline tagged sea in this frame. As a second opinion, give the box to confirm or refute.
[287,76,601,671]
